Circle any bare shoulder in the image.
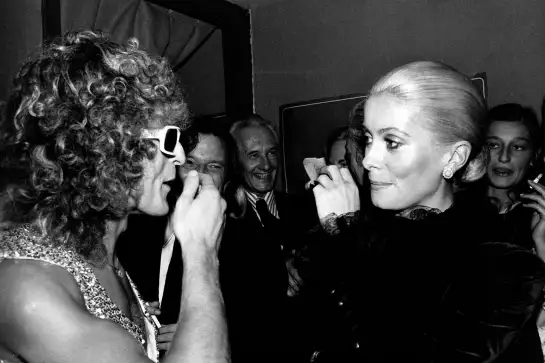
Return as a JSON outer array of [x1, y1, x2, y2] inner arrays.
[[0, 259, 150, 363], [0, 258, 84, 303]]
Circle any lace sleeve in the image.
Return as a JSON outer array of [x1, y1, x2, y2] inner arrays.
[[294, 211, 363, 287], [319, 211, 361, 236]]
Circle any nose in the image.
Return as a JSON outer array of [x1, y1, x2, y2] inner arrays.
[[362, 143, 378, 171], [259, 155, 271, 171], [498, 145, 510, 164], [170, 142, 186, 166]]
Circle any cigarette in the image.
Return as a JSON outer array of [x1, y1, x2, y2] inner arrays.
[[529, 173, 543, 190], [150, 314, 162, 329], [143, 301, 162, 329]]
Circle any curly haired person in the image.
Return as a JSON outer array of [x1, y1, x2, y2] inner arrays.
[[0, 31, 228, 363]]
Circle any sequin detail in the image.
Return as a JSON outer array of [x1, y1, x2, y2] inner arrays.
[[0, 225, 148, 352]]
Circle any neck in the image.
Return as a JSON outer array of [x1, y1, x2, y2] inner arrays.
[[245, 188, 270, 199], [102, 217, 128, 266]]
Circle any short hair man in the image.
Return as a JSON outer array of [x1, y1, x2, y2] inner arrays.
[[221, 114, 317, 361]]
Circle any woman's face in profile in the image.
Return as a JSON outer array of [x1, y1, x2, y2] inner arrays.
[[363, 94, 447, 211], [486, 120, 533, 190]]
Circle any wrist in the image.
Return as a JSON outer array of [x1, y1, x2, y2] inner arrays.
[[182, 245, 219, 270]]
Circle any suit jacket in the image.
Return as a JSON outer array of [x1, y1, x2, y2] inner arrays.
[[219, 190, 318, 362], [117, 190, 318, 359]]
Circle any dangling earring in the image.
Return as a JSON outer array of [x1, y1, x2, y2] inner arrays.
[[442, 166, 454, 179]]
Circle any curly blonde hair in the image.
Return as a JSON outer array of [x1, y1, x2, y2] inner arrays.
[[0, 30, 189, 262]]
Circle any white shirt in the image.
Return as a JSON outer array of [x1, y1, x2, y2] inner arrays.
[[158, 232, 176, 306], [244, 190, 279, 226]]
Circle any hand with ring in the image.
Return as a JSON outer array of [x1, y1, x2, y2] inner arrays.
[[311, 165, 360, 222]]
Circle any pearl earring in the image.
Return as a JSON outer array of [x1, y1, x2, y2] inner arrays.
[[442, 167, 454, 179]]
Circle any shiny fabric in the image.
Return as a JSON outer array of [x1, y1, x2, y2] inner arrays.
[[0, 224, 158, 362], [297, 194, 545, 363]]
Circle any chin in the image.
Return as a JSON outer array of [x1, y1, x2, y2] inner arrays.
[[256, 185, 273, 193], [370, 192, 411, 211], [488, 177, 517, 190], [250, 182, 274, 194], [371, 195, 396, 210]]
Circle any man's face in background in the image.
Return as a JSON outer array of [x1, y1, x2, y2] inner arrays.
[[234, 125, 279, 196], [179, 133, 228, 192]]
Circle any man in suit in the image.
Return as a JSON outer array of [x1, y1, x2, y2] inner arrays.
[[220, 114, 317, 362], [116, 117, 233, 353]]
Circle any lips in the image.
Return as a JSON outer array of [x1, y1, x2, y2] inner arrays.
[[369, 180, 393, 189], [492, 167, 513, 177]]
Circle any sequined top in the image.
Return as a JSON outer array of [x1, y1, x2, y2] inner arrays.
[[0, 225, 158, 362]]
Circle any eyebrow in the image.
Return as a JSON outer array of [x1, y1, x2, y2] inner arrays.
[[208, 160, 226, 165], [187, 156, 225, 163], [245, 145, 277, 153], [377, 127, 410, 137], [486, 135, 531, 142]]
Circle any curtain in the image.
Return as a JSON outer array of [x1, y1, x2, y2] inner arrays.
[[58, 0, 215, 67]]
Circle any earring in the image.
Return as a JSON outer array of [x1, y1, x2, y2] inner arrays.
[[442, 166, 454, 179]]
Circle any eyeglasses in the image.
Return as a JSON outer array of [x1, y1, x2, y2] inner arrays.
[[141, 126, 184, 163]]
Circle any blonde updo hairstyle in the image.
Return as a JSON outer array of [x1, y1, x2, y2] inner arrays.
[[368, 61, 488, 190]]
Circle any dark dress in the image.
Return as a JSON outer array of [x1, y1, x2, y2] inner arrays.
[[487, 202, 536, 251], [296, 193, 545, 363]]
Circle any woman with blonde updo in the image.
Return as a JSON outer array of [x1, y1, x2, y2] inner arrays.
[[298, 61, 545, 362], [0, 31, 228, 363]]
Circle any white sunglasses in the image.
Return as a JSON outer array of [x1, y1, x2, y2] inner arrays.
[[141, 126, 183, 160]]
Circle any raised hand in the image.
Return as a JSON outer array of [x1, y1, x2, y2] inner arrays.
[[521, 179, 545, 260], [312, 165, 360, 221], [170, 170, 227, 258]]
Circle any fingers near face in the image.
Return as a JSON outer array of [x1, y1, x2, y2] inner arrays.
[[339, 167, 356, 184]]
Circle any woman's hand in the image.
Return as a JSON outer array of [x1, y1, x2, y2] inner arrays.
[[170, 170, 227, 258], [312, 165, 360, 221], [157, 324, 178, 352], [521, 179, 545, 260]]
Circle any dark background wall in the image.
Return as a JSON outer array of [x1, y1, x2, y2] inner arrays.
[[176, 30, 225, 117], [0, 0, 42, 101], [0, 0, 225, 118], [2, 0, 544, 120], [251, 0, 545, 125]]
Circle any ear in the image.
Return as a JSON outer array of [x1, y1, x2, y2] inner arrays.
[[442, 141, 472, 174]]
